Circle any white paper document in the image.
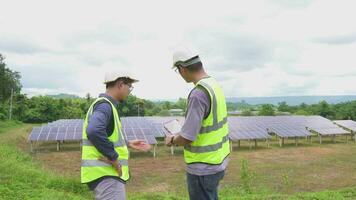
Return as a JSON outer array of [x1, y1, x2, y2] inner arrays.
[[163, 119, 182, 135]]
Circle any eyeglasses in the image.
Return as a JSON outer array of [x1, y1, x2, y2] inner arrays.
[[174, 67, 181, 74], [126, 84, 134, 92]]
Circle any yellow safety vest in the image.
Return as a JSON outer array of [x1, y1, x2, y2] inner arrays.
[[81, 97, 130, 183], [184, 77, 230, 164]]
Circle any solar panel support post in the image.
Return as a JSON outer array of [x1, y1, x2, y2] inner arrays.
[[30, 141, 33, 153], [346, 135, 348, 144], [57, 141, 60, 151], [295, 137, 298, 146], [153, 144, 157, 157], [319, 134, 322, 144], [238, 140, 240, 148], [279, 137, 284, 147], [249, 139, 252, 149], [254, 139, 257, 148], [230, 140, 233, 152], [266, 139, 270, 148], [332, 135, 336, 143], [170, 146, 174, 155]]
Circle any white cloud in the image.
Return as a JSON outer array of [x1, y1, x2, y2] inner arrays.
[[1, 0, 356, 100]]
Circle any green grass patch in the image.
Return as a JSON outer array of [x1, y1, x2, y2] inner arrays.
[[0, 123, 91, 200], [3, 123, 356, 199], [0, 120, 23, 134]]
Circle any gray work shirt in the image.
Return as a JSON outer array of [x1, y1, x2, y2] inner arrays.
[[180, 85, 229, 176]]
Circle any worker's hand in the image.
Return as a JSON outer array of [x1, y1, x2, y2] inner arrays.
[[165, 135, 174, 147], [99, 157, 122, 177], [128, 140, 151, 152]]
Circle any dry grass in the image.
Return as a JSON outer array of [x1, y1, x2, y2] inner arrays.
[[19, 129, 356, 196]]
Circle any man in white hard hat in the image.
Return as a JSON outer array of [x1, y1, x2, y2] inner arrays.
[[81, 71, 151, 200], [166, 47, 230, 200]]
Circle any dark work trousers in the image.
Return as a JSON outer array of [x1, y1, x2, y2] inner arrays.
[[186, 170, 225, 200]]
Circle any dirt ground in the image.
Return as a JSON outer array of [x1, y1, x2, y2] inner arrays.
[[20, 135, 356, 195]]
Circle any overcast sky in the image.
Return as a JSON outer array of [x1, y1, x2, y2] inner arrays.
[[1, 0, 356, 100]]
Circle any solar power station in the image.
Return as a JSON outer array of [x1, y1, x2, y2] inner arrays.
[[228, 116, 351, 147], [28, 116, 354, 153], [29, 117, 163, 155]]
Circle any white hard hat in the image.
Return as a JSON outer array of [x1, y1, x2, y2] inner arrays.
[[172, 47, 201, 68], [103, 71, 139, 84]]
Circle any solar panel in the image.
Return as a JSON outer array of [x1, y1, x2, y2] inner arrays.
[[28, 127, 42, 141], [37, 126, 50, 141], [47, 127, 59, 140], [57, 126, 67, 141], [122, 127, 157, 145], [228, 117, 271, 141], [334, 120, 356, 132], [268, 124, 311, 138], [310, 127, 350, 135]]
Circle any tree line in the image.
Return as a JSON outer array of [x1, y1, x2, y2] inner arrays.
[[1, 53, 355, 123]]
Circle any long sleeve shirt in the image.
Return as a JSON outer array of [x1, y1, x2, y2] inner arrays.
[[86, 93, 126, 189]]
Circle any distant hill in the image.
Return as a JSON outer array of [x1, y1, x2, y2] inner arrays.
[[227, 95, 356, 106], [47, 93, 80, 99]]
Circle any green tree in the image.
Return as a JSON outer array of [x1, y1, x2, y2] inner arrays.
[[0, 54, 22, 103], [294, 110, 310, 115], [315, 100, 335, 119], [241, 109, 253, 116], [258, 104, 275, 116], [278, 101, 290, 112], [174, 98, 187, 111]]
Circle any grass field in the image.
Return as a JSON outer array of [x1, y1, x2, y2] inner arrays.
[[2, 122, 356, 199]]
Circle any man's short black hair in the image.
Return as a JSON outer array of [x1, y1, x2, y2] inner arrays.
[[185, 61, 203, 72], [106, 77, 133, 89]]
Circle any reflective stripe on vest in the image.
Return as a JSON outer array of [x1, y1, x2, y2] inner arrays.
[[82, 138, 126, 147], [82, 159, 129, 167], [184, 134, 229, 153]]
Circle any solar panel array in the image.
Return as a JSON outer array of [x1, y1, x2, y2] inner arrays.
[[303, 116, 350, 135], [228, 116, 351, 141], [228, 117, 271, 140], [28, 117, 160, 145], [29, 124, 83, 142], [29, 116, 352, 146], [334, 120, 356, 132], [120, 117, 158, 144]]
